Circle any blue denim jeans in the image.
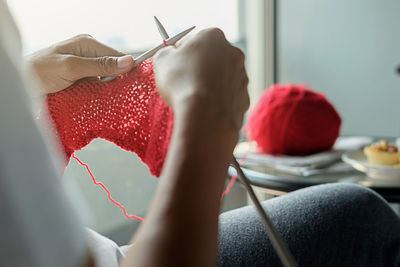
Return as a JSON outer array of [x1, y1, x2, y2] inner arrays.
[[218, 183, 400, 267]]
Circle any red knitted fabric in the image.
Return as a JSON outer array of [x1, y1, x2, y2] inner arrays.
[[42, 61, 173, 177], [245, 84, 341, 155]]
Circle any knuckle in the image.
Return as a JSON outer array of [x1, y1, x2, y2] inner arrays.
[[244, 74, 249, 86], [201, 27, 225, 39], [73, 34, 94, 45], [231, 47, 245, 64], [209, 27, 225, 37], [238, 49, 245, 62], [97, 56, 116, 74], [75, 33, 93, 40], [52, 44, 63, 53], [62, 55, 77, 73]]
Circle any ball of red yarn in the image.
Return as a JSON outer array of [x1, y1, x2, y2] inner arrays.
[[245, 84, 341, 155]]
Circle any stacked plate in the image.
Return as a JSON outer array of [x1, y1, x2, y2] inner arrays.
[[234, 136, 374, 177]]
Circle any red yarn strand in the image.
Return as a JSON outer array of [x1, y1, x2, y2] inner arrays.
[[221, 155, 247, 200], [72, 154, 144, 222], [221, 174, 237, 200]]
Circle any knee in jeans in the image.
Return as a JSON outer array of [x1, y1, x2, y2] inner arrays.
[[315, 183, 392, 218], [330, 183, 383, 202]]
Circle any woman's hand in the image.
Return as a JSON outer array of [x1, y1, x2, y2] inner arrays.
[[153, 28, 249, 132], [26, 34, 134, 95]]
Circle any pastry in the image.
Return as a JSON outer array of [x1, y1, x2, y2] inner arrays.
[[364, 140, 399, 166]]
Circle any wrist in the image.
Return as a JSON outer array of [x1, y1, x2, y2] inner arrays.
[[174, 99, 239, 150], [174, 93, 240, 133], [158, 99, 239, 203]]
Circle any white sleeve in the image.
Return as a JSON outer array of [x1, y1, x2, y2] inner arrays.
[[86, 229, 129, 267], [0, 42, 87, 266]]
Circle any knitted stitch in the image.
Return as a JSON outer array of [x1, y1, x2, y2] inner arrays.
[[42, 61, 173, 177]]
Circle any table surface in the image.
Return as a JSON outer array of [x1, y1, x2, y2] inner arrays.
[[232, 137, 400, 202]]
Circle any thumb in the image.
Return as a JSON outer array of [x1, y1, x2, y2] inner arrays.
[[68, 55, 134, 79]]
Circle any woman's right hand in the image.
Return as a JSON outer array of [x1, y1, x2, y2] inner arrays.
[[153, 28, 249, 132], [124, 29, 250, 267]]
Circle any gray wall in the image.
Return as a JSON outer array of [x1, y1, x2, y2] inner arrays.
[[277, 0, 400, 137]]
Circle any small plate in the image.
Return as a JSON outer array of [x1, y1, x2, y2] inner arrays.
[[342, 151, 400, 182]]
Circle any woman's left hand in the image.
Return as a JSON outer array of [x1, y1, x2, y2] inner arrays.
[[26, 34, 134, 95]]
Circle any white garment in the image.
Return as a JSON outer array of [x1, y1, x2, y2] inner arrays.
[[0, 1, 124, 266]]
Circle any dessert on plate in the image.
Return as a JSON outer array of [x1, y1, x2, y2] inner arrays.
[[364, 140, 400, 167]]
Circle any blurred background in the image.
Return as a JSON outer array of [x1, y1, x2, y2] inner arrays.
[[7, 0, 400, 244]]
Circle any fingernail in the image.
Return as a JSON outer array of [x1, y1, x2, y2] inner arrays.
[[117, 55, 133, 69]]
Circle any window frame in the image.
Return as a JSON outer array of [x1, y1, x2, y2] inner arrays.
[[242, 0, 276, 105]]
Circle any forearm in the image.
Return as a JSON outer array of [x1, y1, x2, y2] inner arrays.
[[122, 103, 238, 267]]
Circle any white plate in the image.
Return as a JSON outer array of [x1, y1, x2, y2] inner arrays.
[[342, 151, 400, 182]]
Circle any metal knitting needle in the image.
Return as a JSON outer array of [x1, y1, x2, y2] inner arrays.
[[134, 26, 194, 66], [154, 16, 170, 39], [100, 25, 195, 82], [231, 156, 298, 267], [155, 18, 297, 267]]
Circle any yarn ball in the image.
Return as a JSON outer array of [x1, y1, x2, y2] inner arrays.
[[245, 84, 341, 155]]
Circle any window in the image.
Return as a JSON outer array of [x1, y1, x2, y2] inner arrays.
[[8, 0, 239, 53]]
